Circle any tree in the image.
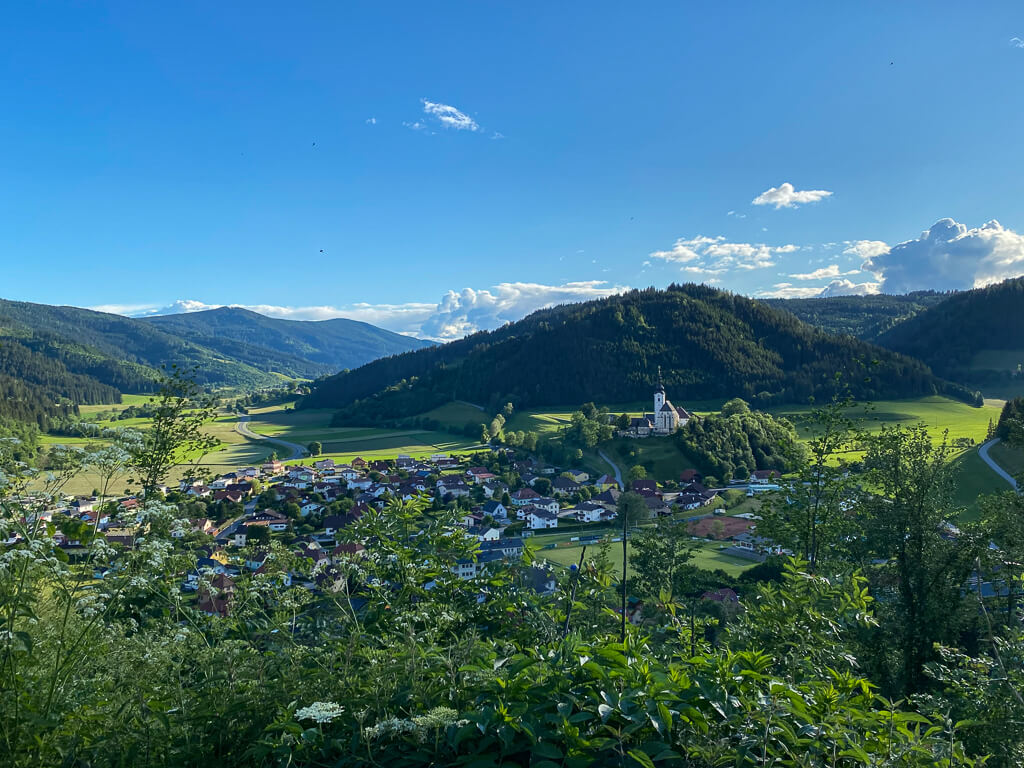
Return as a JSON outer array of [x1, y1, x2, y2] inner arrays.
[[631, 516, 697, 600], [127, 367, 218, 494], [628, 465, 647, 485], [861, 425, 982, 694], [616, 412, 631, 430], [758, 396, 861, 571], [307, 441, 322, 456], [618, 491, 649, 528], [721, 397, 751, 417], [533, 477, 552, 496], [245, 524, 271, 544]]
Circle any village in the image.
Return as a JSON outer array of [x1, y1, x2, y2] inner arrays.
[[9, 378, 796, 617]]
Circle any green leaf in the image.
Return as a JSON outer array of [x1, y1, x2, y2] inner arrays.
[[532, 741, 563, 760], [598, 703, 614, 722], [627, 749, 657, 768]]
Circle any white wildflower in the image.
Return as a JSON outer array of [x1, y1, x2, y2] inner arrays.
[[295, 701, 345, 724]]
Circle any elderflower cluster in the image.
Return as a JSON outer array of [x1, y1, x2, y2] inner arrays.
[[365, 707, 465, 743], [295, 701, 345, 724]]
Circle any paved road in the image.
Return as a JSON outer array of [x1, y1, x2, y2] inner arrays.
[[979, 438, 1020, 492], [235, 415, 306, 461], [597, 448, 624, 489]]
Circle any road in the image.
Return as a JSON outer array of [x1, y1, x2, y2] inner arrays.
[[597, 448, 624, 489], [979, 438, 1020, 492], [235, 415, 306, 461]]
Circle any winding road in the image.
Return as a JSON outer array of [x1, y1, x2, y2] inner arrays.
[[979, 438, 1020, 492], [235, 415, 306, 461], [597, 448, 625, 489]]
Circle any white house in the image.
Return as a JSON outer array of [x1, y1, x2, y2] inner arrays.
[[532, 497, 560, 515], [526, 509, 559, 530], [572, 502, 605, 523]]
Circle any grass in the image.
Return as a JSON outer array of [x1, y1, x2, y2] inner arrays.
[[989, 441, 1024, 479], [538, 538, 754, 578]]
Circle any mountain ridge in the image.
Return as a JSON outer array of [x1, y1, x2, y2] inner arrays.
[[302, 283, 975, 423]]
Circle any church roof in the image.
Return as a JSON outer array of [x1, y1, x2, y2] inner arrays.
[[659, 400, 676, 412]]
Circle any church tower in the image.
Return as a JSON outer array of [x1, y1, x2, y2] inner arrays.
[[653, 366, 666, 413]]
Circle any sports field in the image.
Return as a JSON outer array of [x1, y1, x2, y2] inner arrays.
[[537, 537, 755, 579], [242, 406, 483, 462]]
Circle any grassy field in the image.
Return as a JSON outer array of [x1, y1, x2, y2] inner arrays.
[[242, 406, 483, 460], [537, 537, 755, 579], [989, 441, 1024, 479]]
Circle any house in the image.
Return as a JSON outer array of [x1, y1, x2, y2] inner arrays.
[[480, 537, 524, 558], [481, 480, 507, 499], [300, 501, 323, 517], [679, 469, 704, 485], [481, 500, 508, 520], [313, 458, 336, 470], [338, 467, 361, 481], [532, 497, 560, 515], [631, 478, 658, 494], [593, 474, 616, 490], [525, 509, 559, 530], [262, 459, 284, 476], [750, 469, 782, 484], [198, 573, 236, 617], [702, 587, 739, 604], [248, 509, 289, 532], [511, 488, 540, 507], [675, 492, 705, 511], [572, 502, 606, 523], [438, 478, 471, 498], [552, 476, 581, 495], [593, 488, 621, 506], [468, 525, 501, 542], [566, 469, 589, 483], [322, 510, 363, 537], [351, 457, 367, 469]]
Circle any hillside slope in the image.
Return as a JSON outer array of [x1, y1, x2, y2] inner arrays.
[[767, 292, 949, 339], [303, 284, 971, 422], [144, 307, 430, 377], [873, 277, 1024, 394]]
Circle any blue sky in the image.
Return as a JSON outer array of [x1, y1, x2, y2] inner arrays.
[[2, 1, 1024, 338]]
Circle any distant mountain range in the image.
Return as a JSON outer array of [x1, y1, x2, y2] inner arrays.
[[0, 299, 429, 427], [5, 278, 1024, 432], [302, 283, 975, 424]]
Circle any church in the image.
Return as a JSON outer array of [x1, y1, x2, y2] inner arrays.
[[620, 368, 692, 437]]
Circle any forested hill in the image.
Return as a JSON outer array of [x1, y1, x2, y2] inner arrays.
[[766, 292, 949, 339], [144, 307, 430, 377], [873, 277, 1024, 388], [303, 284, 971, 421], [0, 300, 433, 428]]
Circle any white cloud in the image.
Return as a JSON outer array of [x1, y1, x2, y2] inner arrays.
[[861, 218, 1024, 293], [789, 264, 859, 281], [843, 240, 889, 262], [757, 283, 824, 299], [365, 117, 377, 125], [817, 278, 881, 297], [752, 182, 833, 209], [418, 281, 626, 340], [421, 99, 480, 131], [88, 302, 167, 316], [650, 235, 796, 273], [757, 278, 880, 299], [1011, 37, 1024, 48], [98, 281, 627, 342]]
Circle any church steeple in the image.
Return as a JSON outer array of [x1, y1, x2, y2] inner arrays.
[[653, 366, 665, 414]]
